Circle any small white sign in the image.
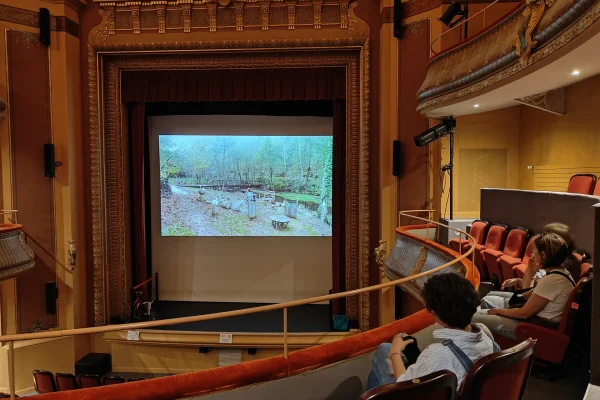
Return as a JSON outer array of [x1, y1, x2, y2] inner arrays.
[[127, 330, 140, 341], [219, 333, 233, 344]]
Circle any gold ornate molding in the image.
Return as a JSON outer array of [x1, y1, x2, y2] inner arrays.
[[514, 87, 565, 115], [513, 0, 554, 64], [94, 0, 351, 34], [87, 3, 371, 329]]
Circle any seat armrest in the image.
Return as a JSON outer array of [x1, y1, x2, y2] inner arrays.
[[484, 249, 503, 258], [515, 323, 570, 364], [498, 254, 521, 267]]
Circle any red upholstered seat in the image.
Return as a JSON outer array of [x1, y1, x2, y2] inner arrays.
[[56, 373, 78, 391], [581, 261, 593, 278], [33, 370, 57, 393], [494, 275, 593, 365], [474, 224, 507, 280], [358, 370, 457, 400], [459, 339, 536, 400], [449, 220, 489, 254], [594, 181, 600, 196], [567, 174, 596, 194], [483, 227, 529, 285], [78, 374, 101, 389], [497, 237, 535, 281], [103, 376, 126, 385]]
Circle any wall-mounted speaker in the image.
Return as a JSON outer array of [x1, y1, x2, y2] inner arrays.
[[39, 8, 51, 47], [392, 140, 401, 176], [44, 143, 55, 178], [393, 0, 404, 39], [45, 281, 57, 315]]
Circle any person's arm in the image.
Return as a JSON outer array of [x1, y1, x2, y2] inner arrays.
[[389, 335, 414, 379], [522, 257, 540, 289], [487, 293, 549, 319]]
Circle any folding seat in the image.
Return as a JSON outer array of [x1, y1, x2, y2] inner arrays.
[[358, 370, 457, 400], [33, 370, 57, 393], [78, 374, 101, 388], [498, 236, 535, 281], [594, 181, 600, 196], [483, 227, 529, 285], [493, 275, 593, 366], [581, 261, 593, 278], [55, 373, 78, 391], [449, 220, 489, 254], [567, 174, 596, 194], [473, 224, 507, 280], [103, 375, 126, 385]]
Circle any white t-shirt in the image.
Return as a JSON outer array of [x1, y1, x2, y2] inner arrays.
[[533, 269, 575, 322]]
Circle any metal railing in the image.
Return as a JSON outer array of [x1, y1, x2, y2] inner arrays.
[[0, 210, 475, 399]]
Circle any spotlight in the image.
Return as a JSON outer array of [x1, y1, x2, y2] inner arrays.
[[571, 69, 580, 76], [474, 104, 480, 108], [439, 2, 466, 27], [414, 123, 449, 147]]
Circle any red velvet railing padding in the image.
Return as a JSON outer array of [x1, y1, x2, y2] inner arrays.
[[35, 311, 434, 400], [121, 68, 346, 103]]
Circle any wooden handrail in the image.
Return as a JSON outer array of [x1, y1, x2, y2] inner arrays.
[[1, 210, 474, 399]]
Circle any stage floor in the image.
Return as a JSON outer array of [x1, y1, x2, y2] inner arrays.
[[152, 301, 332, 333]]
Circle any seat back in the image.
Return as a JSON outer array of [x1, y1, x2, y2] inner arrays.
[[127, 377, 147, 382], [358, 370, 457, 400], [78, 374, 101, 388], [469, 220, 489, 246], [594, 181, 600, 196], [459, 339, 536, 400], [557, 275, 593, 335], [33, 370, 57, 393], [55, 373, 78, 391], [567, 174, 596, 194], [502, 227, 529, 258], [103, 375, 126, 385], [483, 224, 507, 251], [581, 261, 593, 278]]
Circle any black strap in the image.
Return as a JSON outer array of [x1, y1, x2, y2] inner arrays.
[[547, 271, 576, 287], [442, 339, 473, 372]]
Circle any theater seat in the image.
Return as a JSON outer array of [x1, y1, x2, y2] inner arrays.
[[483, 227, 529, 286], [459, 339, 536, 400], [449, 220, 489, 254], [498, 237, 536, 281], [358, 370, 457, 400], [594, 181, 600, 196], [78, 374, 101, 388], [494, 275, 593, 365], [567, 174, 596, 194], [474, 224, 507, 280], [55, 373, 78, 391], [33, 370, 57, 393], [581, 261, 593, 278], [103, 376, 126, 385]]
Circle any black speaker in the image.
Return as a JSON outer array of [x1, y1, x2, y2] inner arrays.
[[45, 281, 57, 315], [44, 143, 55, 178], [393, 0, 404, 39], [39, 8, 51, 47], [392, 140, 401, 176]]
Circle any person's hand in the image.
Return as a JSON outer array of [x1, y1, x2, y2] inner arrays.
[[390, 335, 414, 354], [501, 278, 523, 290], [487, 309, 500, 316], [528, 256, 541, 273]]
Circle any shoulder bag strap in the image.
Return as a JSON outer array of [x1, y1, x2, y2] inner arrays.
[[546, 271, 576, 287], [442, 339, 473, 372]]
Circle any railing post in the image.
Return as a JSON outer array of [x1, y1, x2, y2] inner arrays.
[[283, 307, 288, 358], [9, 341, 15, 400]]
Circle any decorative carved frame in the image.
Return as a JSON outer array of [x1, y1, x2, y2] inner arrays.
[[88, 1, 371, 330]]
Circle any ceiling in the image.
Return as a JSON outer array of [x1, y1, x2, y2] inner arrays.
[[423, 29, 600, 118]]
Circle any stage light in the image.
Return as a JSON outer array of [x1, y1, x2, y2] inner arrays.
[[414, 124, 448, 147], [571, 69, 580, 76], [473, 104, 480, 108], [439, 2, 466, 27]]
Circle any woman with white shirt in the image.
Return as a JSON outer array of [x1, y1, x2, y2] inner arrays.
[[473, 232, 575, 340]]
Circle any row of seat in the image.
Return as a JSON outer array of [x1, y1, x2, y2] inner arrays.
[[33, 370, 147, 394], [568, 173, 600, 195], [359, 338, 537, 400]]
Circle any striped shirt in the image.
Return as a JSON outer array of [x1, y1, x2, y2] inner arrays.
[[397, 323, 496, 387]]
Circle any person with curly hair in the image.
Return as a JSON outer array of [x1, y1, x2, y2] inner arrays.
[[366, 273, 498, 390]]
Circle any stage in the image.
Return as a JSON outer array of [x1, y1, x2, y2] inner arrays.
[[151, 301, 332, 333]]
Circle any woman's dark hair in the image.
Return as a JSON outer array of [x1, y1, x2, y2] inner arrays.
[[421, 273, 480, 329], [534, 232, 569, 268]]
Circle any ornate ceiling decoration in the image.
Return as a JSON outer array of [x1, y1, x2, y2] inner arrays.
[[93, 0, 350, 33], [417, 0, 600, 114]]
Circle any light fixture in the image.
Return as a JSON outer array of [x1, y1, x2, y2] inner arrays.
[[571, 69, 580, 76], [474, 104, 480, 108]]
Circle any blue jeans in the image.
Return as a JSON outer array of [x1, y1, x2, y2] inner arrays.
[[367, 343, 398, 390]]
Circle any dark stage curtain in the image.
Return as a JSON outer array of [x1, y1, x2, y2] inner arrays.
[[122, 68, 346, 103], [332, 99, 346, 315], [130, 102, 148, 290]]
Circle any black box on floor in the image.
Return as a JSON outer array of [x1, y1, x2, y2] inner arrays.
[[75, 353, 111, 376]]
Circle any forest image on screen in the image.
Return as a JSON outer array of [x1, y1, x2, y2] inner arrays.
[[160, 135, 333, 237]]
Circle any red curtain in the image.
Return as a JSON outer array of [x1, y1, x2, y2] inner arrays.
[[331, 99, 346, 315], [121, 68, 346, 103], [130, 102, 148, 289]]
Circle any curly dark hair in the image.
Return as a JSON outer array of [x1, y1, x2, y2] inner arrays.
[[421, 273, 480, 329]]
